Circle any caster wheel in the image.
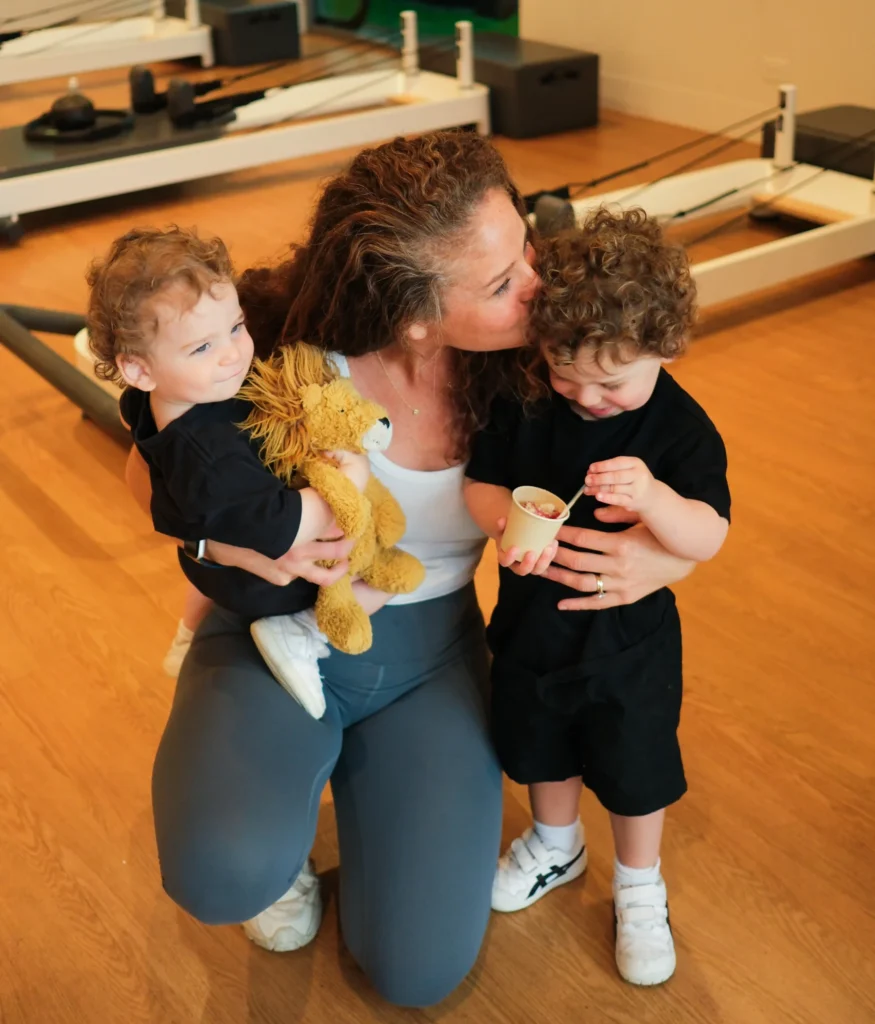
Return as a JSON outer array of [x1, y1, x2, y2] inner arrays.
[[0, 216, 23, 244]]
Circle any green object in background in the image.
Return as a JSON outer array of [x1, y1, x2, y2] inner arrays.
[[315, 1, 519, 37]]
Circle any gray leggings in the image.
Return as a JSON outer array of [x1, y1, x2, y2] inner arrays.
[[151, 583, 503, 1008]]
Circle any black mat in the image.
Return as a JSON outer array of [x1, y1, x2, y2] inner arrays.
[[0, 112, 226, 181]]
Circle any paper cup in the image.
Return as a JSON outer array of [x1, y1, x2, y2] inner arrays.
[[500, 486, 569, 558]]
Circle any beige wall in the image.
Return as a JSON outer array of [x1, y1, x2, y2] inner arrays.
[[520, 0, 873, 132]]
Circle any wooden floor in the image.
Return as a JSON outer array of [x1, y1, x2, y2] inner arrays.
[[1, 50, 874, 1024]]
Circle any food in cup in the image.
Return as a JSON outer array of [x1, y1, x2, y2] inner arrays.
[[520, 500, 563, 520]]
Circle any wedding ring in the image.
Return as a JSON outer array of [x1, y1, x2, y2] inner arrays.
[[595, 574, 606, 599]]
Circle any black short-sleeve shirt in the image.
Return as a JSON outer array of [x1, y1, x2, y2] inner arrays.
[[120, 388, 302, 559], [466, 369, 730, 675]]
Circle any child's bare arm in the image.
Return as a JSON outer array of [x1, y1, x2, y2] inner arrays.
[[585, 457, 728, 562], [463, 479, 513, 539]]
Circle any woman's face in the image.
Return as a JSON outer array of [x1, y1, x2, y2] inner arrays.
[[434, 189, 539, 352]]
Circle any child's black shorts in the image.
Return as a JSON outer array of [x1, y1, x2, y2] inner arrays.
[[490, 612, 687, 817]]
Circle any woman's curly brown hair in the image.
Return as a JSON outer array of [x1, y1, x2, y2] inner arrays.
[[531, 207, 697, 369], [85, 226, 234, 386], [237, 130, 530, 458]]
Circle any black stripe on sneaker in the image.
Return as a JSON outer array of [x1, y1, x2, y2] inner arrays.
[[526, 845, 585, 900]]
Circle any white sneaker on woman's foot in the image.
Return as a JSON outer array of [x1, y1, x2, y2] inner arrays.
[[491, 826, 587, 913], [614, 877, 676, 985], [243, 859, 322, 952], [250, 610, 330, 719]]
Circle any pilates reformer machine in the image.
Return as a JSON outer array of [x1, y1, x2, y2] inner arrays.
[[0, 0, 215, 85], [530, 87, 875, 309], [0, 11, 488, 243]]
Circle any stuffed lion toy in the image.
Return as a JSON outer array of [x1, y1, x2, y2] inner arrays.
[[239, 343, 425, 655]]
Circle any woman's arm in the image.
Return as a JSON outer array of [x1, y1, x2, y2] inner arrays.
[[541, 521, 696, 611], [584, 456, 728, 562], [205, 535, 353, 587]]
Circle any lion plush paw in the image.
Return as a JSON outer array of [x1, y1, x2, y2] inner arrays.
[[366, 477, 407, 548], [315, 577, 373, 655], [362, 546, 426, 595]]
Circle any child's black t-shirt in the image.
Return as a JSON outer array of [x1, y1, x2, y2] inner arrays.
[[120, 387, 302, 558], [466, 368, 730, 677]]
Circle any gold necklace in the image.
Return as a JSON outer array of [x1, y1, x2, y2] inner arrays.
[[376, 350, 422, 416]]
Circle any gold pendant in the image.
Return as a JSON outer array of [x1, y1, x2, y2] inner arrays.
[[413, 408, 420, 415]]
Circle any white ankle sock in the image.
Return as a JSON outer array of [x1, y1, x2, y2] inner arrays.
[[296, 607, 328, 644], [173, 620, 195, 644], [534, 818, 582, 854], [614, 856, 661, 889]]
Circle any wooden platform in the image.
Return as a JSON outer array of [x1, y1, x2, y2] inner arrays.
[[1, 51, 874, 1024], [751, 192, 856, 224]]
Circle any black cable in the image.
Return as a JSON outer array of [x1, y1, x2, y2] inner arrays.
[[2, 0, 388, 78], [172, 28, 408, 125], [683, 124, 875, 250], [1, 0, 82, 27], [227, 28, 401, 97], [565, 105, 781, 198], [216, 58, 298, 87], [263, 36, 457, 130], [197, 26, 402, 98], [152, 43, 348, 104], [0, 0, 147, 30], [0, 0, 143, 28], [3, 0, 152, 55], [620, 123, 769, 210]]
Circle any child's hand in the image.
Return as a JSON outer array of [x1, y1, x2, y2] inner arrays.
[[495, 517, 558, 577], [585, 457, 655, 511], [331, 450, 370, 492]]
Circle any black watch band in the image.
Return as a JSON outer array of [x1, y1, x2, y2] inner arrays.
[[183, 538, 207, 563]]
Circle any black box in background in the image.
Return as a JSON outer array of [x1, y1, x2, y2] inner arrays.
[[419, 32, 599, 139], [761, 105, 875, 180], [167, 0, 300, 66]]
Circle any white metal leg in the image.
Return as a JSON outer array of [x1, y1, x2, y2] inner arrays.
[[772, 84, 797, 170], [401, 10, 419, 86], [184, 0, 201, 28], [456, 20, 474, 89], [295, 0, 313, 37]]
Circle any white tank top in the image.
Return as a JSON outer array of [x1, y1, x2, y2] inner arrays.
[[330, 353, 486, 605]]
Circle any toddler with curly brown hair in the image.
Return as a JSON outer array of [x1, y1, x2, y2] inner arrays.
[[87, 225, 370, 718], [464, 207, 731, 986]]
